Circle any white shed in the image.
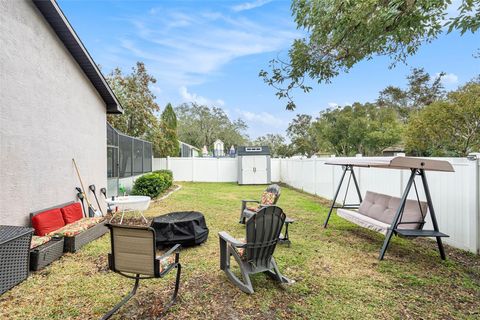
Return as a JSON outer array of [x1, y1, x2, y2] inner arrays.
[[237, 146, 271, 185]]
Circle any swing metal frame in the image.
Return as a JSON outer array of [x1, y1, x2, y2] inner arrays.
[[323, 157, 454, 260]]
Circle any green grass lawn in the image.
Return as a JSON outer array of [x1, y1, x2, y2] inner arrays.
[[1, 182, 479, 319]]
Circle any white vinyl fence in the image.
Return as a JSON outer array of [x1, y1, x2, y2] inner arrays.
[[154, 155, 480, 254], [153, 157, 281, 182], [154, 157, 238, 182]]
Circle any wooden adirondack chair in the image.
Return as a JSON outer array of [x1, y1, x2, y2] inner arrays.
[[239, 184, 281, 224], [220, 206, 293, 294]]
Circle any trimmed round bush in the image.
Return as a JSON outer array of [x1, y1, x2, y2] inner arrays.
[[131, 171, 173, 198], [154, 169, 173, 181]]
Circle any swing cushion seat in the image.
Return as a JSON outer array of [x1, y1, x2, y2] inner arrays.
[[337, 208, 391, 235], [338, 191, 428, 234]]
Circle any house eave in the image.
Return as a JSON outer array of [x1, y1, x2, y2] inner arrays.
[[32, 0, 123, 114]]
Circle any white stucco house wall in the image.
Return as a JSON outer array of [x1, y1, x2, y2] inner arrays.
[[0, 0, 123, 226]]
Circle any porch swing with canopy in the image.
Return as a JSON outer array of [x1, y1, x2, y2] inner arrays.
[[322, 156, 454, 260]]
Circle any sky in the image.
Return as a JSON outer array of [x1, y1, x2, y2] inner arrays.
[[58, 0, 480, 140]]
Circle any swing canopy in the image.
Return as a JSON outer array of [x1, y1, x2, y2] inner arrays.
[[324, 156, 454, 172]]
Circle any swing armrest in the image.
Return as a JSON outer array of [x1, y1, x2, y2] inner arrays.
[[396, 221, 423, 225], [218, 232, 246, 248]]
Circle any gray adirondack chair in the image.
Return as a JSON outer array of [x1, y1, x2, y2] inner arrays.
[[220, 205, 293, 294], [239, 184, 281, 224]]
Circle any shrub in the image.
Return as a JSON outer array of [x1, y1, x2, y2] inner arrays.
[[131, 171, 173, 198], [154, 169, 173, 180]]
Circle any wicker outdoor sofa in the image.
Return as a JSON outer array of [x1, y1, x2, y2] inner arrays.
[[29, 201, 108, 270], [30, 236, 64, 271]]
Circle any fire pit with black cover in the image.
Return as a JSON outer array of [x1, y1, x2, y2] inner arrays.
[[151, 211, 209, 248]]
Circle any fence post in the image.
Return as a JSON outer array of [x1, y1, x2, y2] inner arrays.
[[285, 158, 288, 184], [191, 157, 195, 182], [330, 154, 336, 199], [279, 158, 282, 182], [468, 153, 480, 254], [166, 156, 170, 170]]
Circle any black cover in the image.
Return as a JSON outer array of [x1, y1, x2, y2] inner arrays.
[[151, 211, 209, 247]]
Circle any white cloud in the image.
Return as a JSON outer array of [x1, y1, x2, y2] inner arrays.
[[179, 86, 225, 106], [445, 0, 463, 19], [115, 8, 298, 87], [232, 0, 272, 12], [327, 102, 338, 108], [438, 72, 459, 86], [150, 84, 162, 96], [235, 109, 287, 128]]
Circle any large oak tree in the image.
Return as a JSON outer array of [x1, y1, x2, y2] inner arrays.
[[260, 0, 480, 110], [404, 79, 480, 156], [176, 103, 249, 152]]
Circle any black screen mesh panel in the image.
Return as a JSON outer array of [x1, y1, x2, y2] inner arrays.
[[107, 147, 117, 178], [107, 125, 113, 146], [119, 134, 132, 178], [133, 139, 144, 175], [144, 142, 152, 172], [107, 123, 118, 147], [107, 123, 153, 178]]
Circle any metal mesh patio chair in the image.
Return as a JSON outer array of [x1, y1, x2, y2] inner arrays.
[[102, 224, 181, 320]]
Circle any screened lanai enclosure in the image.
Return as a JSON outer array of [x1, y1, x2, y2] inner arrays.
[[107, 123, 152, 196]]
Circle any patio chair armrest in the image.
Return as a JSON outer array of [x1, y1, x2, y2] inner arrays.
[[242, 199, 260, 204], [157, 244, 181, 276], [241, 199, 260, 216], [157, 244, 181, 262], [218, 231, 245, 247], [241, 200, 259, 212]]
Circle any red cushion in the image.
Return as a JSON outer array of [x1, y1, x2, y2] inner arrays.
[[61, 203, 84, 224], [31, 208, 65, 236]]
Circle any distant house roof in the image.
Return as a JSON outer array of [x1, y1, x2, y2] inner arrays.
[[179, 141, 200, 151], [382, 145, 405, 152], [32, 0, 123, 114]]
